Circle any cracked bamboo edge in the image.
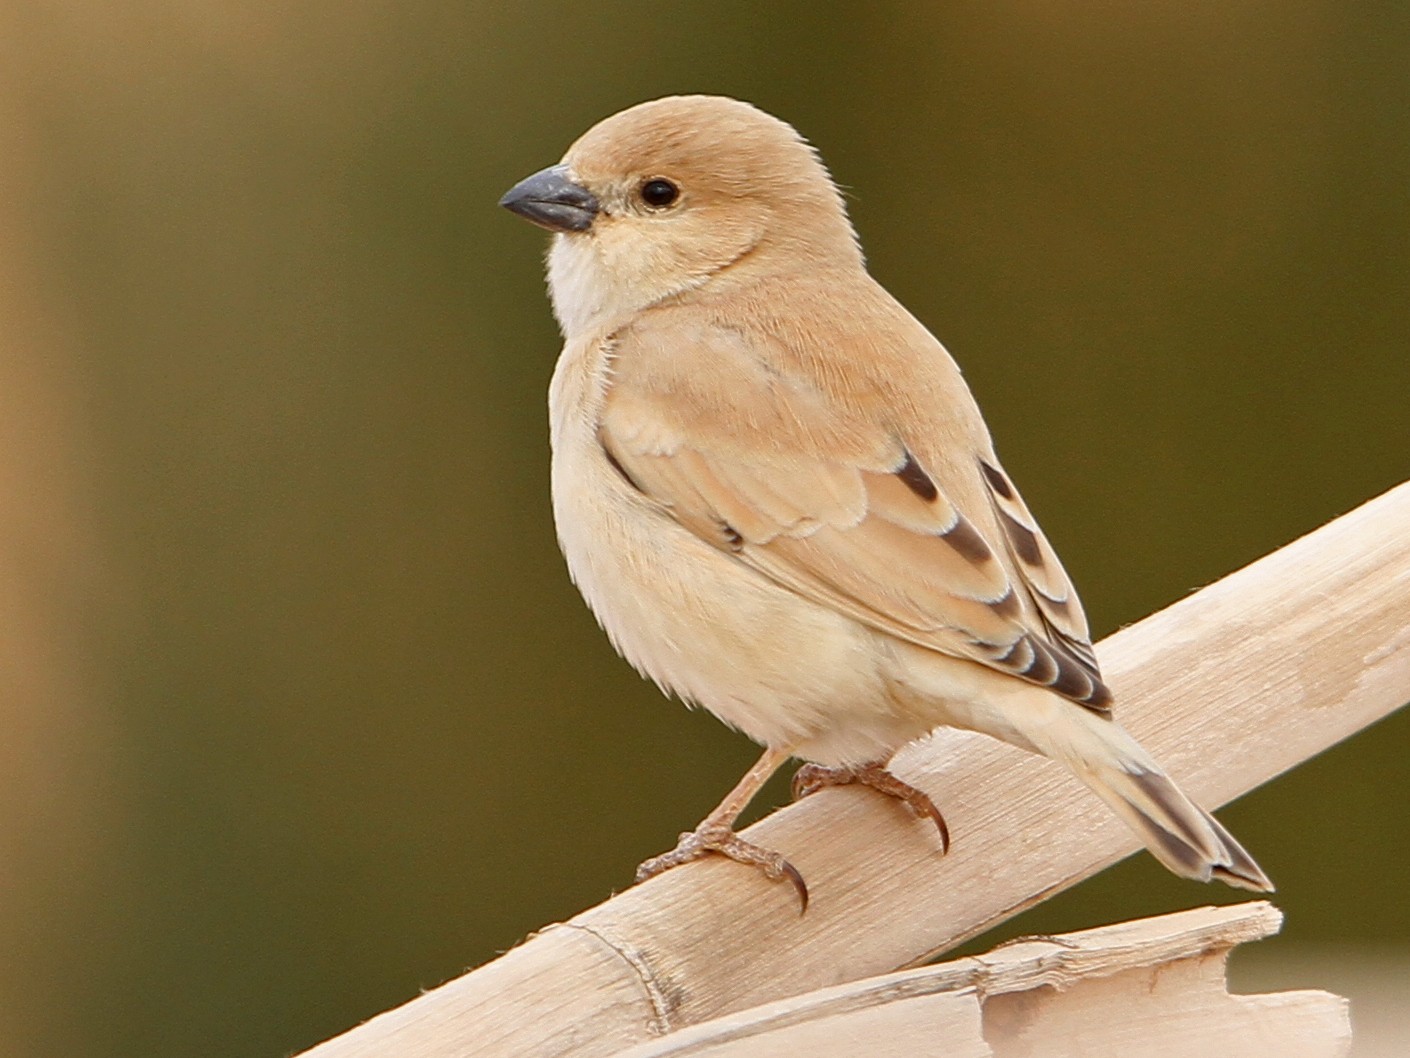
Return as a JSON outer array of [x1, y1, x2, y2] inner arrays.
[[610, 902, 1300, 1058]]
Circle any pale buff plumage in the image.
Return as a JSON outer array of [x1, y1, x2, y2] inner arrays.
[[501, 94, 1271, 899]]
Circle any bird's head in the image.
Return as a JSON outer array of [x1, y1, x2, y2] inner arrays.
[[500, 95, 861, 336]]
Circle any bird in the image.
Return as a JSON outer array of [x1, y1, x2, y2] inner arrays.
[[499, 94, 1272, 908]]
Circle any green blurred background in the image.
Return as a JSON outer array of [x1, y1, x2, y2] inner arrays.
[[1, 2, 1406, 1055]]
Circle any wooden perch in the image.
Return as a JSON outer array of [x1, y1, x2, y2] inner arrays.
[[301, 481, 1410, 1058], [610, 903, 1349, 1058]]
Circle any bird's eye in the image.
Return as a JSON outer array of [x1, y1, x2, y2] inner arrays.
[[639, 178, 680, 209]]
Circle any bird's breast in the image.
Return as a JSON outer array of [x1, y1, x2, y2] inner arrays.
[[545, 334, 915, 762]]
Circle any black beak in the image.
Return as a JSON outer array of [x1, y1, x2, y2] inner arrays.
[[499, 164, 600, 233]]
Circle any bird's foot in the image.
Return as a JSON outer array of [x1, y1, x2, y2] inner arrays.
[[635, 822, 809, 911], [792, 761, 950, 853]]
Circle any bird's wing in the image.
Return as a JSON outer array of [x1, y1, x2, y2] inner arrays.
[[598, 315, 1111, 710]]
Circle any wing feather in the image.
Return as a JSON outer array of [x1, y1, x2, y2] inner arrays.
[[598, 316, 1111, 709]]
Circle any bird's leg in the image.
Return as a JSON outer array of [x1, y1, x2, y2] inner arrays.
[[792, 760, 950, 853], [635, 746, 809, 909]]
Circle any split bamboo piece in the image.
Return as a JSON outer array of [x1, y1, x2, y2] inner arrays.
[[612, 902, 1349, 1058]]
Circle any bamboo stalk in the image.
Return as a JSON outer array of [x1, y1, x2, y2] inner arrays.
[[300, 481, 1410, 1058]]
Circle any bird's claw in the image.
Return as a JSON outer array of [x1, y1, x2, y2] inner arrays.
[[635, 822, 809, 912], [792, 762, 951, 853]]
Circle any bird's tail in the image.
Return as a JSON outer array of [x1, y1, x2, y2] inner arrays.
[[1023, 704, 1274, 892]]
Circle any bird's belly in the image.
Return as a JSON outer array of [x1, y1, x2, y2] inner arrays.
[[550, 445, 928, 764]]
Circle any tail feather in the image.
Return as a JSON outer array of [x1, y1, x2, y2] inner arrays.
[[1200, 806, 1273, 892], [1021, 703, 1274, 892], [1094, 765, 1274, 892]]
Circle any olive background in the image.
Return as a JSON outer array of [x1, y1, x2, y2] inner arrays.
[[0, 3, 1406, 1056]]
